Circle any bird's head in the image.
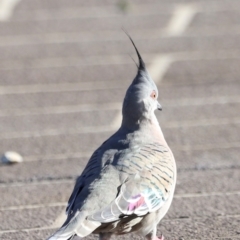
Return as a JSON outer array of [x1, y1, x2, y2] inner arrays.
[[122, 34, 162, 127]]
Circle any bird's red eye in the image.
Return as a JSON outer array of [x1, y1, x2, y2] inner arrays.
[[150, 91, 156, 99]]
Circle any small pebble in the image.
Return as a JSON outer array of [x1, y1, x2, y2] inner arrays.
[[1, 151, 23, 164]]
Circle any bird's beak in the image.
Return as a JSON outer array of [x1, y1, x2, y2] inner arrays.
[[157, 102, 162, 111]]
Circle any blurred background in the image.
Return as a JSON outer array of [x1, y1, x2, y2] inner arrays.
[[0, 0, 240, 239]]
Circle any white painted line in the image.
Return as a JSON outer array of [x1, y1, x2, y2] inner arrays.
[[0, 226, 58, 234], [202, 235, 240, 240], [165, 95, 240, 107], [111, 55, 173, 127], [165, 4, 197, 36], [164, 117, 240, 129], [0, 55, 133, 71], [162, 214, 240, 223], [0, 179, 74, 188], [0, 102, 121, 117], [24, 151, 92, 162], [0, 202, 66, 211], [147, 55, 173, 83], [0, 124, 118, 139], [9, 7, 174, 22], [0, 0, 21, 21], [172, 49, 240, 61], [0, 29, 172, 47], [0, 30, 168, 47], [1, 49, 240, 71], [174, 141, 240, 152], [174, 191, 240, 199], [0, 81, 125, 95], [50, 210, 67, 228], [184, 25, 240, 38]]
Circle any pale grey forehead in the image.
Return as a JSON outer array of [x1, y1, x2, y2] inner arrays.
[[134, 70, 158, 92], [126, 78, 158, 102]]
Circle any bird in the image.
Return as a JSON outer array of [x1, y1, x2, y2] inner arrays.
[[47, 33, 177, 240]]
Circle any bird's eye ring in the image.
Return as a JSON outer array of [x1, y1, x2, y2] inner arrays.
[[150, 91, 156, 99]]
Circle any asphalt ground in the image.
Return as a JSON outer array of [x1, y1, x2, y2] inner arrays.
[[0, 0, 240, 239]]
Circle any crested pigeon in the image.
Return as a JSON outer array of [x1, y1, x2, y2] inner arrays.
[[48, 34, 177, 240]]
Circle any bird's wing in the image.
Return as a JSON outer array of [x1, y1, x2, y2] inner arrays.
[[88, 143, 176, 223], [48, 144, 119, 240], [66, 147, 105, 215]]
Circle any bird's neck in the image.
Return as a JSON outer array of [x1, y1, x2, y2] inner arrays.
[[122, 110, 157, 127], [121, 113, 167, 146]]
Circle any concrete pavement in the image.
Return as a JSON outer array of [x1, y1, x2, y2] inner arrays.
[[0, 0, 240, 239]]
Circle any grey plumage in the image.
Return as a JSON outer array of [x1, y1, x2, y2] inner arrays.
[[48, 34, 176, 240]]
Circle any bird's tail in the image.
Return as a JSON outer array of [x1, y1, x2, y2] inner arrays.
[[47, 211, 101, 240]]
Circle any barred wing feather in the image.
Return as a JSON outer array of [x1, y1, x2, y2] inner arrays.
[[88, 143, 175, 223]]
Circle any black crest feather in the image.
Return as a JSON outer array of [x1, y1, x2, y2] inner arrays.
[[122, 28, 146, 70]]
